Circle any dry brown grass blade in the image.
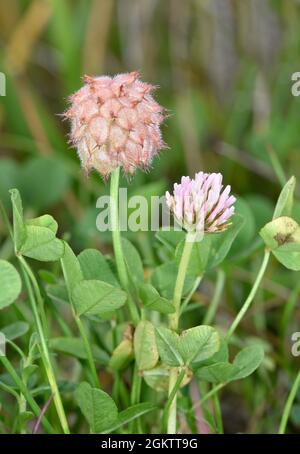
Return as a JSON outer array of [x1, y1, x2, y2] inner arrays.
[[5, 0, 52, 75], [13, 78, 52, 156], [83, 0, 114, 75], [0, 0, 20, 39]]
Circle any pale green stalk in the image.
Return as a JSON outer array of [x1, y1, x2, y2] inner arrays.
[[18, 256, 70, 434], [110, 167, 139, 325], [203, 268, 225, 325], [226, 250, 270, 339], [167, 234, 195, 434], [110, 167, 141, 430], [75, 315, 99, 388], [279, 370, 300, 434]]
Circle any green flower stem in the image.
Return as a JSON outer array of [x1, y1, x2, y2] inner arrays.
[[170, 235, 195, 331], [226, 250, 270, 339], [167, 233, 195, 434], [60, 257, 100, 388], [18, 255, 48, 337], [0, 356, 54, 434], [212, 391, 224, 434], [130, 362, 143, 433], [191, 383, 225, 409], [18, 256, 70, 434], [75, 315, 99, 388], [205, 251, 270, 426], [267, 145, 286, 187], [110, 167, 141, 431], [163, 369, 185, 433], [203, 268, 225, 325], [110, 167, 140, 325], [180, 275, 202, 316], [279, 370, 300, 434]]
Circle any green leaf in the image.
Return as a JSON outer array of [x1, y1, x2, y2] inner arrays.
[[75, 382, 118, 433], [246, 194, 274, 231], [101, 403, 156, 434], [229, 198, 256, 255], [9, 188, 26, 251], [231, 345, 264, 380], [179, 325, 220, 365], [196, 362, 240, 384], [109, 339, 133, 371], [0, 260, 22, 309], [273, 176, 296, 219], [151, 261, 195, 299], [22, 365, 39, 383], [155, 327, 183, 367], [18, 411, 35, 426], [156, 325, 220, 367], [143, 365, 192, 392], [175, 236, 212, 275], [122, 238, 144, 286], [9, 189, 64, 262], [192, 339, 229, 370], [60, 242, 83, 295], [71, 280, 127, 317], [20, 225, 65, 261], [46, 283, 69, 305], [78, 249, 119, 287], [196, 345, 264, 383], [49, 337, 109, 365], [139, 283, 174, 314], [260, 216, 300, 249], [26, 215, 58, 234], [155, 229, 185, 252], [260, 216, 300, 270], [134, 321, 159, 371], [0, 160, 19, 209], [143, 365, 170, 392], [1, 322, 29, 340], [206, 214, 244, 270]]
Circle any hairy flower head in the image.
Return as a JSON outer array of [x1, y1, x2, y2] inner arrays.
[[166, 172, 236, 234], [64, 72, 166, 177]]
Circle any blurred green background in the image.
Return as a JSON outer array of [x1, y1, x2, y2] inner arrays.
[[1, 0, 300, 433]]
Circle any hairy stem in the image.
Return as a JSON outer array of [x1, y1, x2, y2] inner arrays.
[[167, 234, 195, 434], [110, 167, 139, 325], [169, 235, 195, 331]]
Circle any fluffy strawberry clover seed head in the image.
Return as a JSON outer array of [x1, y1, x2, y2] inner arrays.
[[64, 71, 166, 178]]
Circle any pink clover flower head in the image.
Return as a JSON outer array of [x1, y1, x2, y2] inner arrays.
[[166, 172, 236, 234], [64, 71, 166, 178]]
